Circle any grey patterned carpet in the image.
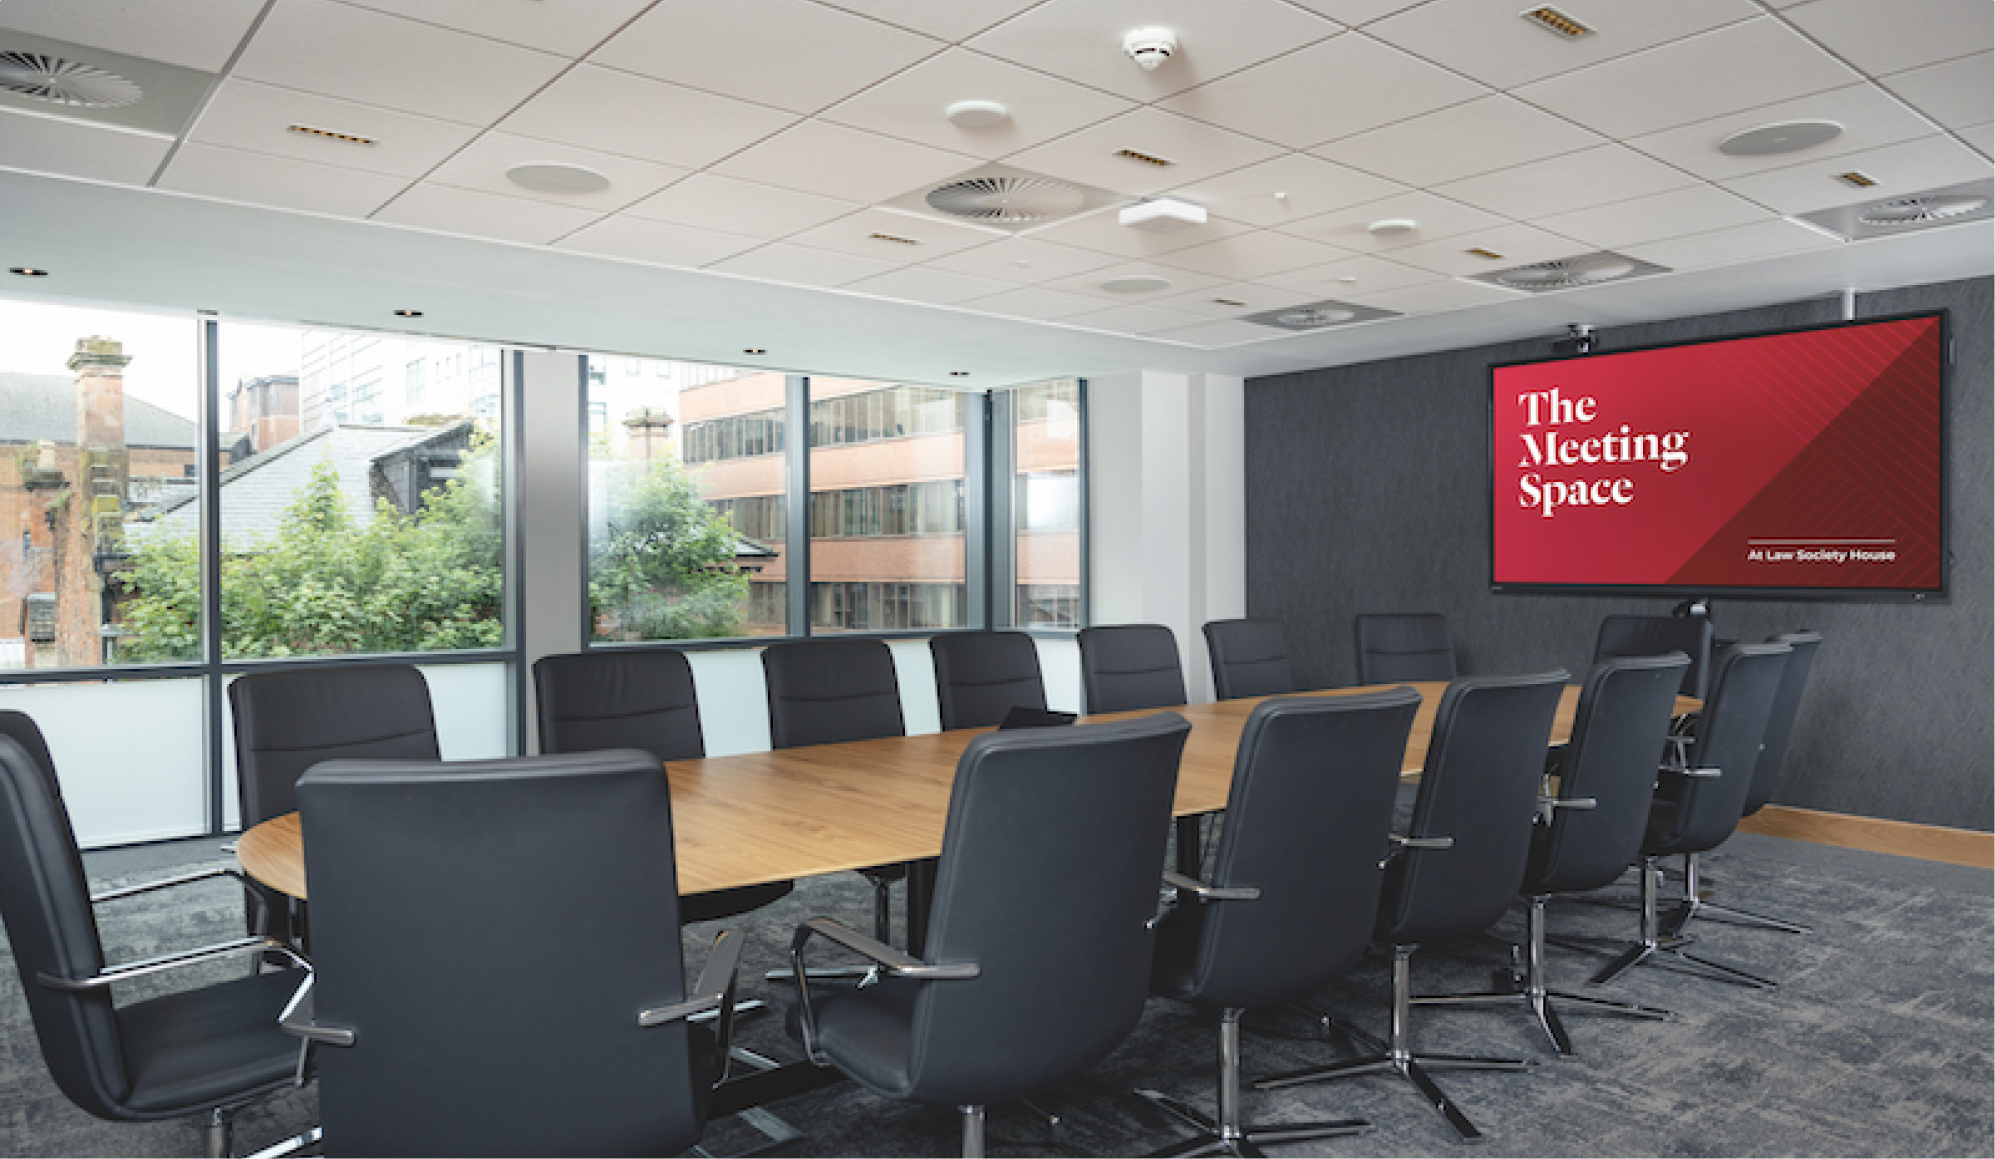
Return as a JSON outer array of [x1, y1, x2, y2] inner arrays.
[[2, 830, 1989, 1157]]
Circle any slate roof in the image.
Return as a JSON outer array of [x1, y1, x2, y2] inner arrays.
[[0, 371, 197, 449]]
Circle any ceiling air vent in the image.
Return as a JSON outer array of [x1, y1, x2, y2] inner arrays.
[[1794, 179, 1995, 241], [0, 51, 141, 108], [1471, 252, 1668, 294], [1240, 299, 1398, 331], [1858, 193, 1990, 228], [926, 175, 1087, 226]]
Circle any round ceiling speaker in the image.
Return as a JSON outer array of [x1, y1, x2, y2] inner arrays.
[[1719, 119, 1843, 158], [925, 176, 1086, 225], [1099, 275, 1172, 294], [1496, 253, 1638, 290], [1274, 306, 1356, 328], [505, 162, 611, 194], [1856, 194, 1989, 227], [0, 51, 141, 108]]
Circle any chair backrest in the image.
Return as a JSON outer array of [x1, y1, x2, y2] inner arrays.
[[1376, 671, 1569, 946], [1592, 614, 1713, 700], [0, 715, 126, 1121], [1354, 613, 1458, 685], [297, 750, 711, 1157], [1521, 653, 1692, 896], [535, 649, 704, 761], [929, 631, 1048, 731], [761, 638, 906, 748], [907, 712, 1191, 1107], [229, 664, 440, 825], [1202, 619, 1297, 700], [1743, 631, 1823, 816], [1645, 642, 1790, 856], [1162, 689, 1420, 1011], [1076, 624, 1186, 713]]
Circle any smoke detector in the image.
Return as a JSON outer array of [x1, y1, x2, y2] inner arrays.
[[1124, 27, 1178, 71], [1470, 252, 1668, 293], [0, 51, 140, 107], [1240, 299, 1398, 331], [1793, 179, 1994, 241]]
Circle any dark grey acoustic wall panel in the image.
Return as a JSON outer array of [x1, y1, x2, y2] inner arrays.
[[1245, 276, 1991, 832]]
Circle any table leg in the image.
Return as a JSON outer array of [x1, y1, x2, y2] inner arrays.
[[906, 858, 935, 956]]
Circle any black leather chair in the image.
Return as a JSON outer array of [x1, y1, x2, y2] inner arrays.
[[929, 631, 1049, 731], [0, 712, 312, 1159], [1137, 689, 1421, 1156], [1410, 654, 1690, 1056], [789, 713, 1192, 1158], [1201, 618, 1297, 700], [1257, 670, 1570, 1143], [287, 749, 743, 1158], [229, 663, 441, 946], [1592, 613, 1712, 700], [1592, 642, 1791, 990], [1353, 613, 1458, 684], [1077, 624, 1202, 877], [762, 637, 908, 943], [534, 649, 794, 923]]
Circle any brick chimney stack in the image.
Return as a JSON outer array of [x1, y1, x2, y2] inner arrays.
[[59, 336, 132, 666]]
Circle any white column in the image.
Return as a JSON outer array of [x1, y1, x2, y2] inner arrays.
[[517, 350, 586, 751]]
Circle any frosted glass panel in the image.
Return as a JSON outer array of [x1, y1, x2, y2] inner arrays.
[[888, 638, 940, 736], [0, 679, 205, 849], [1035, 636, 1082, 714], [420, 662, 511, 760]]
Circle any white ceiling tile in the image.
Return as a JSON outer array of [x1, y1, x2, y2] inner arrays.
[[966, 0, 1342, 102], [710, 119, 978, 204], [1282, 0, 1425, 27], [919, 237, 1121, 283], [1621, 218, 1842, 270], [1377, 222, 1584, 276], [1160, 34, 1489, 150], [1514, 17, 1864, 139], [424, 133, 689, 212], [1171, 154, 1407, 228], [1258, 252, 1441, 297], [592, 0, 943, 116], [1964, 123, 1995, 159], [705, 241, 903, 288], [1148, 282, 1312, 318], [371, 183, 605, 245], [554, 216, 767, 269], [622, 174, 860, 237], [1043, 261, 1225, 302], [1002, 108, 1286, 198], [499, 66, 800, 171], [843, 265, 1017, 306], [156, 141, 410, 217], [0, 0, 267, 71], [1276, 189, 1510, 250], [1149, 230, 1355, 280], [1537, 185, 1774, 249], [1065, 301, 1210, 336], [1365, 0, 1761, 90], [783, 207, 1002, 261], [1433, 144, 1699, 220], [1140, 317, 1288, 346], [0, 108, 171, 185], [1719, 135, 1995, 213], [1321, 96, 1604, 187], [1340, 276, 1518, 313], [186, 81, 482, 178], [1882, 53, 1995, 132], [1624, 84, 1946, 181], [336, 0, 659, 57], [816, 0, 1047, 42], [1780, 0, 1993, 77], [1022, 206, 1255, 260], [232, 0, 569, 126], [965, 285, 1123, 322], [817, 48, 1138, 157]]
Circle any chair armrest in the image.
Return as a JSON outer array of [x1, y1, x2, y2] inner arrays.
[[1661, 766, 1723, 779], [90, 864, 255, 905], [278, 971, 352, 1047], [36, 935, 301, 993], [789, 917, 978, 1066], [639, 928, 745, 1027], [1391, 833, 1454, 850], [1160, 870, 1261, 902], [1540, 795, 1597, 810]]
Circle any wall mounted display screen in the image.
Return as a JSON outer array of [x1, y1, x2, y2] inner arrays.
[[1490, 312, 1946, 598]]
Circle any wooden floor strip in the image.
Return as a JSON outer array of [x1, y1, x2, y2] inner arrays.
[[1739, 804, 1994, 870]]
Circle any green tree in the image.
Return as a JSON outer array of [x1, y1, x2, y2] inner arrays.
[[589, 456, 750, 641]]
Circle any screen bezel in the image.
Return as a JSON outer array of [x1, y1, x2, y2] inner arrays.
[[1486, 309, 1950, 602]]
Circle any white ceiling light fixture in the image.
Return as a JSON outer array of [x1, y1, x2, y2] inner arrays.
[[944, 99, 1009, 129], [1119, 197, 1208, 231], [1123, 27, 1178, 71], [1719, 120, 1844, 158], [505, 162, 611, 195]]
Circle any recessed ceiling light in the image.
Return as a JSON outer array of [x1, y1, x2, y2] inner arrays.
[[1100, 275, 1172, 294], [287, 123, 376, 147], [8, 267, 48, 277], [1836, 170, 1879, 188], [1367, 218, 1419, 237], [943, 99, 1009, 129], [743, 348, 767, 355], [505, 162, 611, 195], [1719, 120, 1844, 158], [1520, 5, 1595, 39], [393, 308, 423, 318], [949, 371, 971, 377], [1113, 147, 1174, 168], [1467, 247, 1506, 260]]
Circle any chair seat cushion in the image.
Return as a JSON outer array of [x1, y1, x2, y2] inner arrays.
[[792, 977, 920, 1099], [116, 967, 303, 1117]]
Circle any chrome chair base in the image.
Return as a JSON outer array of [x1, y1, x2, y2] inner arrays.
[[1253, 946, 1535, 1143], [1590, 857, 1776, 989], [1666, 853, 1813, 936], [1136, 1008, 1368, 1157]]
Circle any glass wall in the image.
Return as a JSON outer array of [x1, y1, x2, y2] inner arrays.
[[1013, 379, 1083, 628]]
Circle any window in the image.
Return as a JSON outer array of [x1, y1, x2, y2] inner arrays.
[[1010, 379, 1082, 629]]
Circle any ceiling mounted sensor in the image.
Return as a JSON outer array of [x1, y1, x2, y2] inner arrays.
[[885, 164, 1120, 234], [1719, 119, 1844, 158], [1240, 299, 1398, 332], [1367, 217, 1419, 238], [944, 99, 1009, 129], [1794, 178, 1995, 240], [1123, 27, 1178, 71], [1471, 251, 1669, 293], [1099, 275, 1173, 294], [505, 162, 611, 195], [1119, 197, 1207, 231], [0, 51, 140, 107]]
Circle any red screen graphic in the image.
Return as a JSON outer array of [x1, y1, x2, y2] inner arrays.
[[1491, 314, 1944, 593]]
